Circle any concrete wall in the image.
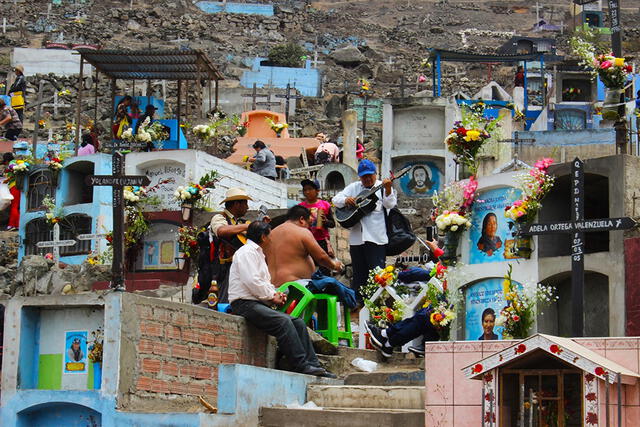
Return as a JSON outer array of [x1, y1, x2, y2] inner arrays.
[[1, 293, 333, 426], [11, 48, 92, 77], [125, 149, 289, 211], [206, 86, 296, 118], [196, 1, 274, 15], [241, 58, 322, 98]]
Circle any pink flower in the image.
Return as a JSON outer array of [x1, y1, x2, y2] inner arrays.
[[534, 158, 553, 171], [513, 200, 523, 207], [418, 75, 427, 83], [600, 61, 612, 69]]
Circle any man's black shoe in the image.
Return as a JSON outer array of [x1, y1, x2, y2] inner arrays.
[[300, 365, 327, 376], [365, 322, 393, 358], [408, 345, 425, 358], [317, 369, 337, 379]]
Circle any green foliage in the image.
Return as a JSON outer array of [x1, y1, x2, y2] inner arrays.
[[268, 43, 306, 68]]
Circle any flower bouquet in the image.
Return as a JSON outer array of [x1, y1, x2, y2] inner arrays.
[[266, 117, 288, 137], [361, 265, 408, 328], [88, 328, 104, 364], [504, 158, 554, 225], [358, 78, 370, 94], [232, 114, 249, 137], [123, 186, 146, 205], [174, 171, 219, 217], [43, 195, 65, 227], [445, 103, 502, 174], [177, 225, 204, 262], [431, 176, 479, 263], [422, 262, 458, 340], [495, 265, 557, 339], [5, 159, 30, 190]]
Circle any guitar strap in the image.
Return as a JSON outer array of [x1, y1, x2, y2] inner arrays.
[[218, 212, 246, 263]]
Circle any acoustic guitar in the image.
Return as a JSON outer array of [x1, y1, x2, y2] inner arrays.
[[235, 205, 268, 245], [335, 166, 411, 228]]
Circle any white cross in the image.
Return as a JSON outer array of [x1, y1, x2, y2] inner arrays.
[[42, 92, 71, 116], [310, 51, 325, 68], [288, 122, 301, 138], [36, 223, 76, 267], [386, 57, 395, 67]]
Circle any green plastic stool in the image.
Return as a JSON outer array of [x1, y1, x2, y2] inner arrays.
[[309, 294, 353, 348], [277, 281, 316, 319]]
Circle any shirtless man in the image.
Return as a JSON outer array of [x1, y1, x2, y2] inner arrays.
[[266, 205, 344, 285]]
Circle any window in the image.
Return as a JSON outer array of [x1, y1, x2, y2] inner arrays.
[[24, 218, 52, 256], [554, 109, 587, 130], [64, 161, 94, 206], [27, 169, 54, 211], [60, 214, 92, 256]]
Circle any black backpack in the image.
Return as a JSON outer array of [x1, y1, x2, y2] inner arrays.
[[192, 228, 221, 304], [384, 207, 416, 256]]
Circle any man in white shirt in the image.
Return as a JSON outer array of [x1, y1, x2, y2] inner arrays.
[[229, 221, 336, 378], [332, 159, 397, 306]]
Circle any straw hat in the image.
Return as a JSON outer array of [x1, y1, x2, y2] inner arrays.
[[221, 187, 253, 204], [14, 65, 24, 74]]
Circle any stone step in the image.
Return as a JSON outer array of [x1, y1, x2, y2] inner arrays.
[[306, 385, 424, 409], [259, 407, 424, 427], [344, 369, 425, 387], [318, 353, 424, 379]]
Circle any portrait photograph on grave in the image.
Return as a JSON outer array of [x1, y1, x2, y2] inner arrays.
[[464, 278, 514, 340], [139, 222, 181, 270], [469, 187, 529, 264], [396, 161, 441, 197], [64, 330, 88, 373]]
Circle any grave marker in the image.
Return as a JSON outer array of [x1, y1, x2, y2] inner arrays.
[[521, 158, 637, 336], [275, 83, 303, 122], [86, 151, 150, 291], [330, 80, 362, 112], [351, 95, 380, 138], [36, 223, 76, 267], [241, 82, 268, 111]]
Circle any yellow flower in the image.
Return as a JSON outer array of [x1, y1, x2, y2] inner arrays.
[[502, 279, 510, 298], [614, 57, 625, 67], [385, 265, 394, 273], [464, 130, 481, 141]]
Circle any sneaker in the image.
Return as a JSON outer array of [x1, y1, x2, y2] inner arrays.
[[6, 226, 17, 231], [365, 322, 393, 358], [408, 345, 425, 358]]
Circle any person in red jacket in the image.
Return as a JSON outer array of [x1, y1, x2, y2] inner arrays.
[[2, 152, 20, 231]]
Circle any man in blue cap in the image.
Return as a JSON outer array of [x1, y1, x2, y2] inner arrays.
[[332, 159, 396, 308]]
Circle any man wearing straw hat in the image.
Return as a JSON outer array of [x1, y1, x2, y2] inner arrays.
[[208, 187, 265, 304]]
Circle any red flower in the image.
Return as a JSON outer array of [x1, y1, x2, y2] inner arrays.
[[188, 240, 197, 247], [484, 372, 493, 382], [456, 127, 467, 136], [484, 393, 492, 401], [472, 363, 483, 373], [515, 344, 526, 354], [585, 392, 597, 402], [585, 412, 598, 425], [595, 366, 606, 377], [585, 373, 595, 382], [549, 344, 562, 354]]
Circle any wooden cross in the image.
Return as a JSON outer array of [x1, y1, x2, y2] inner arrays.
[[86, 152, 150, 291], [241, 83, 268, 111], [351, 95, 379, 138], [255, 88, 281, 111], [36, 223, 76, 267], [389, 76, 409, 98], [275, 83, 303, 122], [329, 80, 362, 112], [520, 158, 636, 336], [42, 92, 72, 116]]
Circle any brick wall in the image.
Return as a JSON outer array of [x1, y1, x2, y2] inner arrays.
[[118, 294, 276, 412]]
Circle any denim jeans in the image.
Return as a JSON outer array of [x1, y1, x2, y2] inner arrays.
[[386, 308, 440, 347], [349, 242, 386, 303]]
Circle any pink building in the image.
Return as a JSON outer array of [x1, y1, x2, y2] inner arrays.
[[425, 334, 640, 426]]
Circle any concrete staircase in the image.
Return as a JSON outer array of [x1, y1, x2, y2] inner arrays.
[[258, 346, 425, 427]]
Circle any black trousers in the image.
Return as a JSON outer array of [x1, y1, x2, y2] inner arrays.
[[386, 308, 440, 347], [350, 242, 386, 304], [5, 128, 21, 141], [217, 263, 232, 304], [231, 299, 320, 372]]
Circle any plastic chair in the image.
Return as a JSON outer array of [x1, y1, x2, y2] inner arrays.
[[309, 294, 353, 348], [277, 281, 316, 319]]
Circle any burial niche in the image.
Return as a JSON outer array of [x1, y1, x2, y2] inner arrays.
[[538, 173, 609, 257], [27, 167, 55, 211], [135, 221, 181, 271], [64, 160, 94, 205]]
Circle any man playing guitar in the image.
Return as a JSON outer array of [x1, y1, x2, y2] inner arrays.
[[332, 160, 397, 309], [210, 187, 254, 304]]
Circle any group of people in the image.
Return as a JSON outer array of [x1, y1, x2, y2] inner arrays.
[[1, 152, 19, 231], [0, 65, 26, 141], [197, 158, 447, 378]]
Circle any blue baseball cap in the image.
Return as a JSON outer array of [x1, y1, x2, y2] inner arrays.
[[357, 159, 377, 177]]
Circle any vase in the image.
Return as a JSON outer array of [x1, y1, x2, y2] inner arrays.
[[93, 362, 102, 389], [442, 231, 460, 265], [181, 202, 193, 222], [439, 326, 451, 341], [515, 236, 532, 259], [603, 88, 624, 121]]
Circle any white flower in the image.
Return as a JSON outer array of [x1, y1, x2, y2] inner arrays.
[[450, 225, 458, 232], [495, 315, 507, 326], [142, 116, 151, 126]]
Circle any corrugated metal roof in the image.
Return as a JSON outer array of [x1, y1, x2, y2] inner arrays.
[[429, 49, 546, 63], [76, 48, 224, 81]]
